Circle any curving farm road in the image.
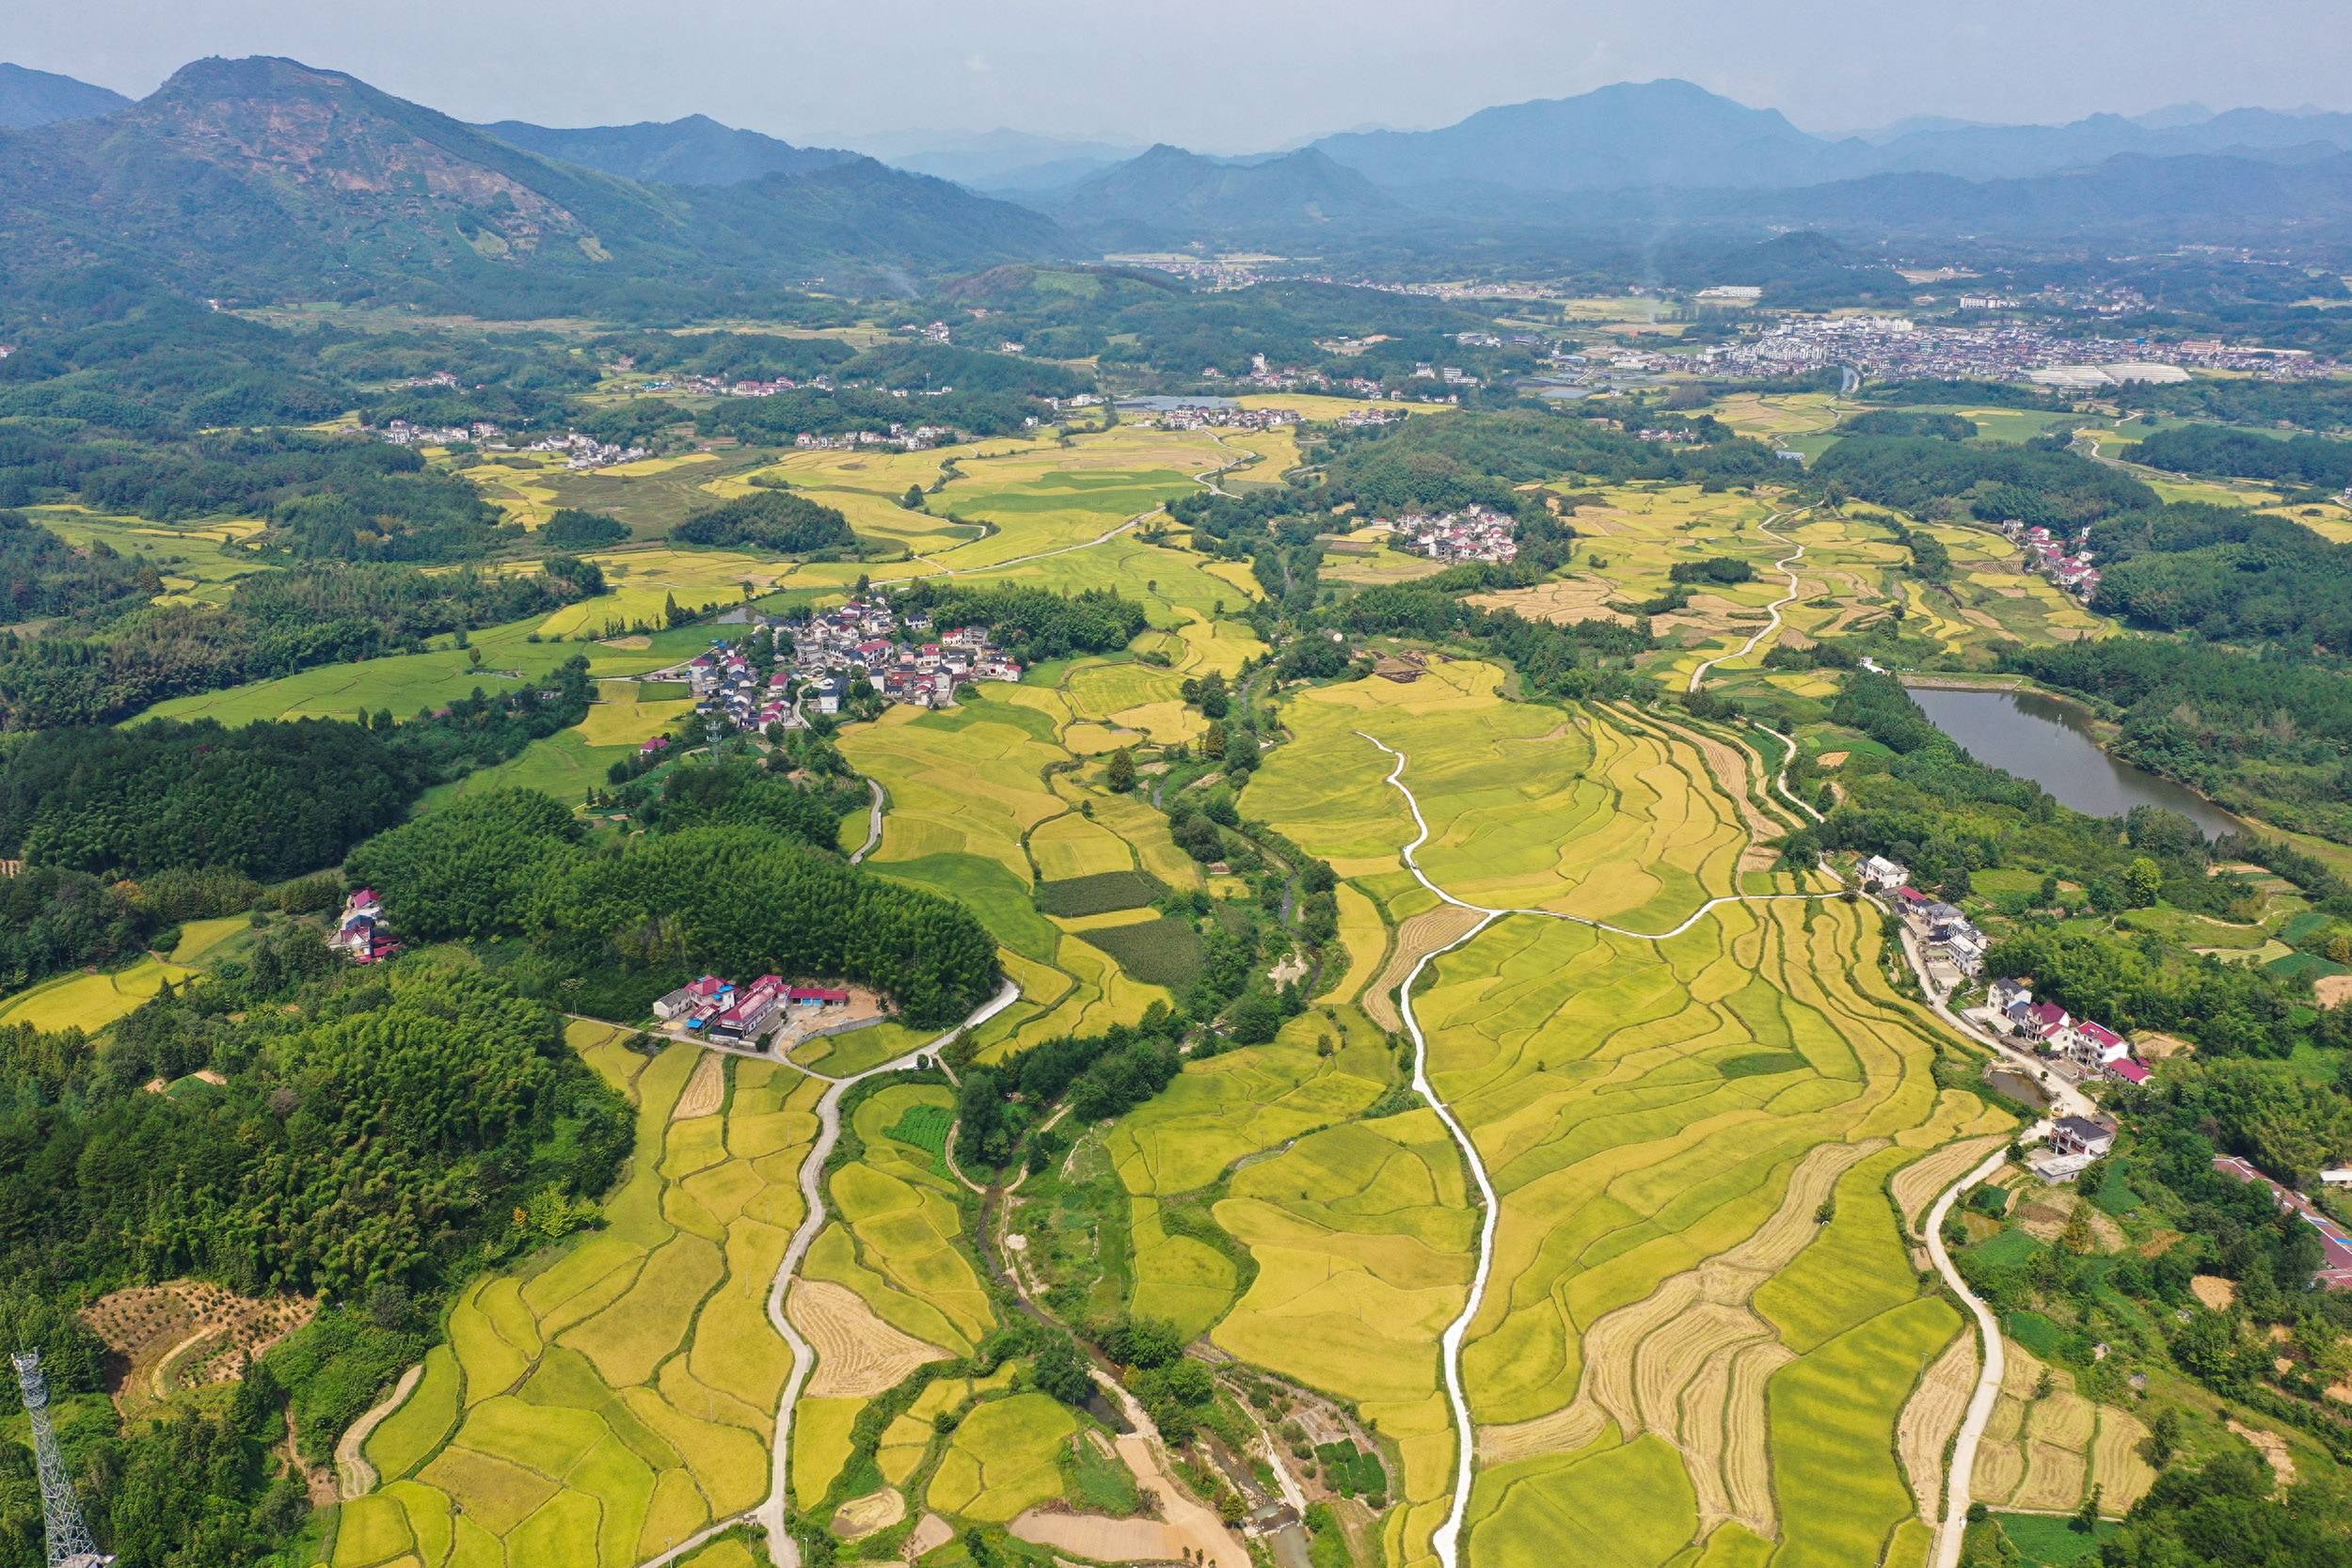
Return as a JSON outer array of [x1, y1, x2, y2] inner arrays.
[[629, 976, 1022, 1568], [1362, 721, 2019, 1568], [1923, 1147, 2010, 1568], [1686, 508, 1810, 694], [1359, 731, 1860, 1568]]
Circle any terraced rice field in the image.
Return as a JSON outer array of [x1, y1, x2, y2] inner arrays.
[[841, 687, 1184, 1056], [327, 1034, 820, 1568], [1221, 666, 2012, 1568], [27, 505, 276, 606], [1244, 659, 1821, 930], [1969, 1342, 2155, 1518]]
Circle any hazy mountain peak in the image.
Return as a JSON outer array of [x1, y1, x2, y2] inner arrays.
[[478, 112, 856, 184]]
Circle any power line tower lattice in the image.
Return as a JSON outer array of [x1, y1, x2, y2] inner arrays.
[[11, 1352, 113, 1568]]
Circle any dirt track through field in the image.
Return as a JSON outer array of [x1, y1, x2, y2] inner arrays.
[[336, 1363, 421, 1501]]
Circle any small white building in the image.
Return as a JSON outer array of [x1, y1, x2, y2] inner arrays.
[[1858, 855, 1909, 890]]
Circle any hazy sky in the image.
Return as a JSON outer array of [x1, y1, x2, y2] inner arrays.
[[13, 0, 2352, 153]]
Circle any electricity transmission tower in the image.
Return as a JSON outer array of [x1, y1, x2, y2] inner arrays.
[[10, 1352, 113, 1568]]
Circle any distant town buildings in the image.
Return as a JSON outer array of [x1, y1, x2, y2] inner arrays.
[[1703, 316, 2338, 386]]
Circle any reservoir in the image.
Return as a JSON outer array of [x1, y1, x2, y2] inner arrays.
[[1906, 684, 2242, 839]]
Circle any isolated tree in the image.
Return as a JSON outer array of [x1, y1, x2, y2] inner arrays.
[[2124, 856, 2164, 908], [1105, 747, 1136, 794]]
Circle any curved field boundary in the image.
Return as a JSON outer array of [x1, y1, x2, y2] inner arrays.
[[629, 977, 1022, 1568], [1359, 727, 2004, 1568], [1685, 508, 1810, 693]]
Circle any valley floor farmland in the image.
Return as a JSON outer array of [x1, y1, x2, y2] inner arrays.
[[1236, 664, 2012, 1568]]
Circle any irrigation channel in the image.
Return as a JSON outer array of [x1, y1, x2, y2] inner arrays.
[[1359, 723, 2005, 1568]]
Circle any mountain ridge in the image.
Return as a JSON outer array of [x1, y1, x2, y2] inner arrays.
[[0, 62, 130, 129], [0, 55, 1066, 309]]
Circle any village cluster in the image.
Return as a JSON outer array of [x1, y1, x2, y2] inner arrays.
[[642, 597, 1024, 754], [651, 973, 852, 1047], [1128, 402, 1303, 433], [1377, 503, 1519, 563], [2004, 519, 2103, 601], [370, 420, 648, 468]]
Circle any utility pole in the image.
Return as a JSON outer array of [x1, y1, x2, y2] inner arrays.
[[11, 1352, 113, 1568]]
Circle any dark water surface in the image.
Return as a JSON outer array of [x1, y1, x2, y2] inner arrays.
[[1907, 684, 2240, 839]]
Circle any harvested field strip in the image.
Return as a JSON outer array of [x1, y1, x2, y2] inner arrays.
[[787, 1282, 950, 1400], [1474, 1140, 1880, 1538], [1896, 1328, 1977, 1524], [1970, 1341, 2152, 1517]]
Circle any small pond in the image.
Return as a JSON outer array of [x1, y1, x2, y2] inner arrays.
[[1906, 684, 2240, 840]]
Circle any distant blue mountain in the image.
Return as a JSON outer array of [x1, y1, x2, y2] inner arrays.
[[0, 62, 130, 129]]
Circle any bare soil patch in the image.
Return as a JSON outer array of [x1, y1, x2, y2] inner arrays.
[[2317, 974, 2352, 1009], [2190, 1275, 2238, 1312], [2228, 1419, 2297, 1485], [906, 1514, 954, 1559]]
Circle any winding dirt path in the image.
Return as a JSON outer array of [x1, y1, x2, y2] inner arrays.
[[335, 1363, 421, 1502], [1686, 509, 1809, 693], [848, 777, 884, 865]]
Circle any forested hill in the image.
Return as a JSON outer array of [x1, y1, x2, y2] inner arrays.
[[0, 55, 1067, 314], [478, 114, 858, 185]]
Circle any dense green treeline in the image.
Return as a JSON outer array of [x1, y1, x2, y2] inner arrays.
[[0, 950, 629, 1568], [343, 788, 1001, 1024], [0, 510, 160, 625], [0, 558, 601, 728], [2088, 502, 2352, 648], [672, 487, 862, 554], [0, 424, 515, 561], [0, 719, 414, 880], [1812, 433, 2156, 527], [2133, 423, 2352, 489], [887, 578, 1150, 659]]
